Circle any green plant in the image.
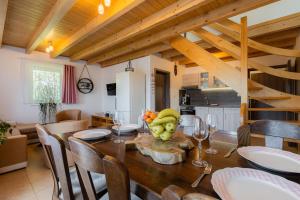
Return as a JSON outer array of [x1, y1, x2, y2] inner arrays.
[[0, 120, 11, 145]]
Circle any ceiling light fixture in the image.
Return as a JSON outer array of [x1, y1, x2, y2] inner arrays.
[[46, 41, 54, 54], [98, 1, 104, 15], [104, 0, 111, 7]]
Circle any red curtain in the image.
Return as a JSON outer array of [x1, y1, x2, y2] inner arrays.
[[62, 65, 77, 104]]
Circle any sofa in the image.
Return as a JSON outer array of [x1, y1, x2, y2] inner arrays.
[[0, 128, 27, 174]]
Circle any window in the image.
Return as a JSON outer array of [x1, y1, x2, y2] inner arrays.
[[22, 59, 63, 104]]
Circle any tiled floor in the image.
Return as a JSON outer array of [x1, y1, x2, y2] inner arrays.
[[0, 144, 53, 200]]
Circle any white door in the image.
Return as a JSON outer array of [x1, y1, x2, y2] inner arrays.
[[208, 107, 224, 130], [223, 108, 240, 132]]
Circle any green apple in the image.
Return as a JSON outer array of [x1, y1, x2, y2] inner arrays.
[[160, 131, 172, 141], [151, 125, 164, 138], [164, 122, 176, 133]]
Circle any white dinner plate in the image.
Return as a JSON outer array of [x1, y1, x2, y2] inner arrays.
[[73, 129, 111, 140], [211, 167, 300, 200], [112, 124, 141, 134], [237, 146, 300, 173]]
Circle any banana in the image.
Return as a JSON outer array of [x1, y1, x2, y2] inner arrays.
[[157, 109, 180, 120], [151, 116, 176, 126]]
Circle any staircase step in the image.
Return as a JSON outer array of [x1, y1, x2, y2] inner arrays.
[[248, 85, 263, 91], [248, 107, 300, 112], [246, 120, 300, 126], [249, 96, 291, 100]]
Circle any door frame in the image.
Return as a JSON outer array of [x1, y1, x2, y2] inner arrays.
[[154, 68, 171, 111]]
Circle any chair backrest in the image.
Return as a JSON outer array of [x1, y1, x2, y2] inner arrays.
[[36, 124, 75, 200], [103, 155, 131, 200], [237, 120, 300, 148], [68, 137, 105, 200], [161, 185, 217, 200], [56, 109, 81, 122], [45, 120, 89, 135]]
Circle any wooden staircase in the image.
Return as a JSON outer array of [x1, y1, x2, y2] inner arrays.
[[168, 17, 300, 126]]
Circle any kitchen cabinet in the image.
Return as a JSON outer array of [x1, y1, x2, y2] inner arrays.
[[195, 107, 209, 121], [195, 107, 240, 132], [223, 108, 240, 132], [209, 107, 224, 130], [182, 73, 199, 87]]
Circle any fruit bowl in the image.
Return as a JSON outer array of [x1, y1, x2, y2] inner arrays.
[[143, 109, 180, 141]]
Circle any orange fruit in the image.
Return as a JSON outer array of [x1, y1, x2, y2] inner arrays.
[[150, 113, 157, 119], [146, 118, 153, 123], [143, 115, 148, 120], [145, 111, 151, 116]]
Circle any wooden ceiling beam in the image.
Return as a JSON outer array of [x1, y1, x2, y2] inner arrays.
[[0, 0, 8, 47], [100, 43, 170, 67], [51, 0, 145, 58], [87, 0, 278, 64], [71, 0, 215, 61], [26, 0, 76, 54]]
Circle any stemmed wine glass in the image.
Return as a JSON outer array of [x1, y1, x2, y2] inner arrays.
[[113, 111, 124, 144], [192, 116, 209, 167], [205, 114, 218, 154]]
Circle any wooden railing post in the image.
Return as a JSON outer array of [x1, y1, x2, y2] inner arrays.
[[240, 16, 248, 123]]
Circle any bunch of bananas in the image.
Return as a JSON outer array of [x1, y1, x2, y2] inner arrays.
[[147, 108, 180, 141]]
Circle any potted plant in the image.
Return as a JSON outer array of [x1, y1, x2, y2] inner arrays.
[[0, 120, 11, 144], [36, 77, 59, 124]]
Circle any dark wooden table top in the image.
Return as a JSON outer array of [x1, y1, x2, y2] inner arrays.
[[60, 130, 299, 200]]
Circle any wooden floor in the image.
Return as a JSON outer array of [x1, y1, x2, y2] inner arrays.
[[0, 144, 53, 200]]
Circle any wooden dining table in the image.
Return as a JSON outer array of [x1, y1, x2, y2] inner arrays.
[[60, 129, 300, 200]]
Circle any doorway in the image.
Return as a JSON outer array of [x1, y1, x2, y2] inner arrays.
[[155, 69, 170, 111]]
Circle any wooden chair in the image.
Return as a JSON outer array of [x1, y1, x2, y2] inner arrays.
[[36, 124, 106, 200], [68, 137, 107, 200], [161, 185, 217, 200], [56, 109, 82, 122], [237, 120, 300, 150], [45, 120, 89, 167], [68, 137, 141, 200], [45, 120, 89, 135]]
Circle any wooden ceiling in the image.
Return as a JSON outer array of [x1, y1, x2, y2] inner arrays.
[[1, 0, 300, 68]]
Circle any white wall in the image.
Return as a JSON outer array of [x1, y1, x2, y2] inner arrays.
[[0, 46, 102, 123], [0, 46, 183, 123], [150, 55, 183, 111], [99, 55, 184, 114]]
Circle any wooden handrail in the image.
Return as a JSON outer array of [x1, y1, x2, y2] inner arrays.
[[194, 28, 300, 81], [211, 20, 300, 57]]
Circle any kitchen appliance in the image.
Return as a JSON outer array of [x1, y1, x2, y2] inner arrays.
[[116, 71, 145, 124], [180, 107, 195, 136], [179, 88, 201, 106]]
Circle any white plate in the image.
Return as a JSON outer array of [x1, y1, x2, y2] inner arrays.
[[212, 167, 300, 200], [112, 124, 141, 133], [238, 146, 300, 173], [73, 129, 111, 140]]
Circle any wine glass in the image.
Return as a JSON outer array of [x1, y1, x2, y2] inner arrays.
[[192, 116, 209, 167], [139, 109, 146, 133], [113, 111, 124, 144], [205, 114, 218, 154]]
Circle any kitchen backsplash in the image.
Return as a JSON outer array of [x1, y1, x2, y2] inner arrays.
[[180, 89, 241, 107]]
